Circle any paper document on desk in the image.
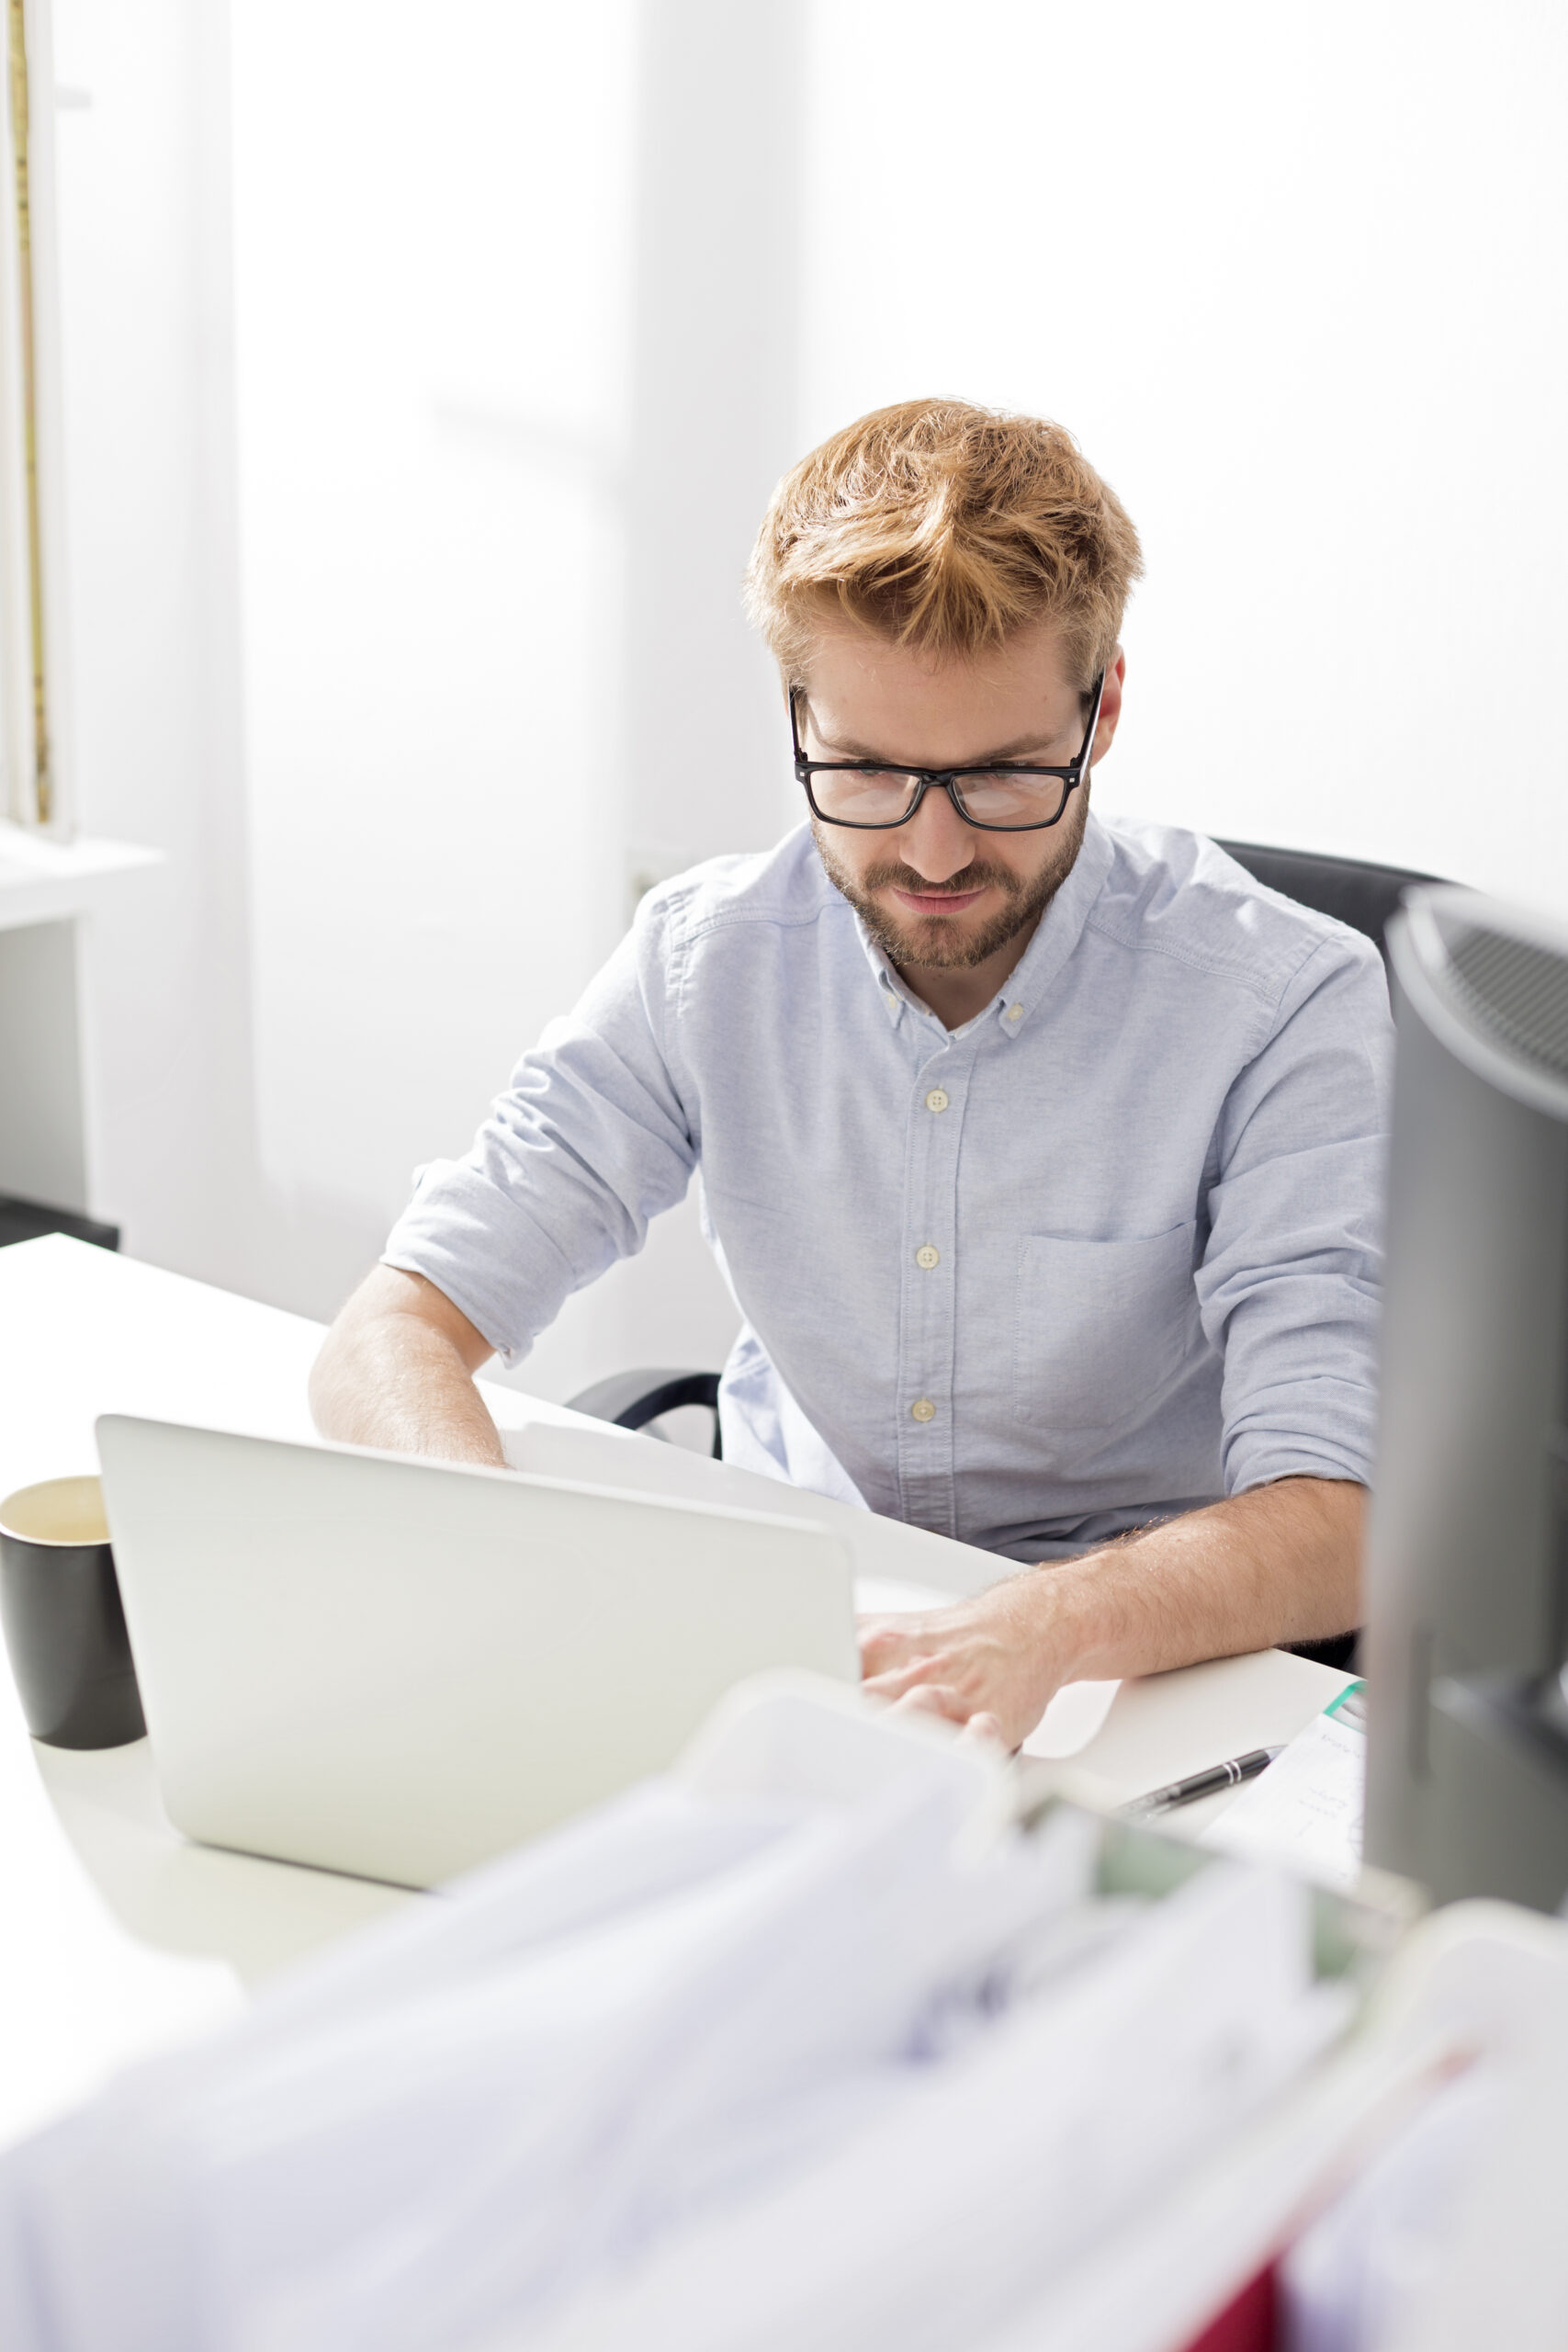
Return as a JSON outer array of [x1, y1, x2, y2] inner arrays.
[[1201, 1681, 1365, 1890]]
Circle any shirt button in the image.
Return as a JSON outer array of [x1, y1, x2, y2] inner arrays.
[[915, 1244, 940, 1270], [1006, 1003, 1023, 1023], [924, 1088, 950, 1114], [909, 1396, 936, 1422]]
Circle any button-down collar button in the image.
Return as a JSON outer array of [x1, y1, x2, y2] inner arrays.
[[924, 1087, 950, 1114], [915, 1244, 940, 1270], [909, 1396, 936, 1422], [1005, 1003, 1024, 1022]]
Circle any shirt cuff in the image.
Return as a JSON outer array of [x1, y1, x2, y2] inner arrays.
[[381, 1160, 579, 1369]]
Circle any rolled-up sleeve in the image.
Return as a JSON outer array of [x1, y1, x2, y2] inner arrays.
[[1195, 932, 1393, 1495], [381, 888, 697, 1365]]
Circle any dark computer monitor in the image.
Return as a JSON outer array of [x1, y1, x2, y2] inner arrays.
[[1364, 887, 1568, 1909]]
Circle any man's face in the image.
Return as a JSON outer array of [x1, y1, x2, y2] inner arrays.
[[796, 618, 1122, 975]]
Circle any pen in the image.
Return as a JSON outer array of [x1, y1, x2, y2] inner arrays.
[[1122, 1746, 1283, 1818]]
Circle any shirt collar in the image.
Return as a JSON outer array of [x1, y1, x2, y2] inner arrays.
[[852, 809, 1116, 1038], [852, 907, 906, 1023]]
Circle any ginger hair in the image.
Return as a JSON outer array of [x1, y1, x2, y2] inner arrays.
[[745, 398, 1143, 691]]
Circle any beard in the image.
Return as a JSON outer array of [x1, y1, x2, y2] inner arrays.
[[812, 790, 1089, 972]]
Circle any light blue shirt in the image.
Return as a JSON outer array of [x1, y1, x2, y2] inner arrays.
[[384, 813, 1393, 1563]]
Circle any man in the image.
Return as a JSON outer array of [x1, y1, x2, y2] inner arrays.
[[311, 399, 1392, 1749]]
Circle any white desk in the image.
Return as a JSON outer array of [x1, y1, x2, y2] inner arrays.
[[0, 1236, 1352, 2152]]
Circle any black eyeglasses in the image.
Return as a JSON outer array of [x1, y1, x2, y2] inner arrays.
[[790, 671, 1105, 832]]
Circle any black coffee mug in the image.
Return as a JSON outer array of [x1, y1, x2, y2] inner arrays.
[[0, 1476, 146, 1747]]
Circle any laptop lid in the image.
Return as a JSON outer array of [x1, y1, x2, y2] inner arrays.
[[95, 1417, 857, 1889]]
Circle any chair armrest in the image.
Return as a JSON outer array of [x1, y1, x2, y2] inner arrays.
[[567, 1369, 723, 1456]]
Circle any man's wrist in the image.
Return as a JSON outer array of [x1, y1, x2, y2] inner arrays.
[[1020, 1547, 1140, 1689]]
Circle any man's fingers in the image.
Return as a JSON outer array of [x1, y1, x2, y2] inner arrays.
[[857, 1616, 931, 1669], [890, 1683, 969, 1724], [863, 1678, 1013, 1751], [857, 1637, 931, 1679], [861, 1656, 948, 1704]]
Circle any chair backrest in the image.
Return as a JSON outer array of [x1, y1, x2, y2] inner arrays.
[[1213, 839, 1444, 1672], [1214, 840, 1446, 972]]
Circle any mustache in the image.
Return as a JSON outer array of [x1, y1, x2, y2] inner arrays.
[[861, 860, 1021, 901]]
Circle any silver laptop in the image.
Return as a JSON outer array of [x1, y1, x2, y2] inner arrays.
[[95, 1416, 857, 1890]]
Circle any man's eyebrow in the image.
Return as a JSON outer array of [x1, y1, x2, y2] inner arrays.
[[812, 724, 1068, 764]]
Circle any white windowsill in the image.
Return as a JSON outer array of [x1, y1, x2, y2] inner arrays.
[[0, 821, 162, 933]]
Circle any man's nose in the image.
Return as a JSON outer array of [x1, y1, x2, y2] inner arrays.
[[898, 785, 983, 884]]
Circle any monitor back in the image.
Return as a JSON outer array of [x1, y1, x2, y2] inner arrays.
[[1364, 890, 1568, 1905]]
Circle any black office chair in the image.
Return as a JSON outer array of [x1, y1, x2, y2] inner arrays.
[[569, 1366, 724, 1454], [568, 842, 1446, 1672], [1213, 841, 1444, 978]]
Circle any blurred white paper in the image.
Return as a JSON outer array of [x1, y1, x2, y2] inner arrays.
[[0, 1681, 1100, 2352], [1021, 1678, 1121, 1759], [524, 1863, 1326, 2352], [1202, 1688, 1365, 1890]]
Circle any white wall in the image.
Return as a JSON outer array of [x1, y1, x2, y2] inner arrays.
[[225, 0, 808, 1397], [808, 0, 1568, 903], [801, 0, 1568, 904], [48, 0, 805, 1397], [48, 0, 261, 1277], [232, 1, 636, 1236], [40, 0, 1568, 1393]]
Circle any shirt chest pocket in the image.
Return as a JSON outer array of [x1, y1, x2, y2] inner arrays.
[[1012, 1223, 1200, 1431]]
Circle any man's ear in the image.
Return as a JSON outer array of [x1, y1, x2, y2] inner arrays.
[[1089, 647, 1126, 768]]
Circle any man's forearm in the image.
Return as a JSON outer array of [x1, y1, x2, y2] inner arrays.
[[859, 1476, 1364, 1747], [1040, 1476, 1364, 1687], [310, 1272, 509, 1468]]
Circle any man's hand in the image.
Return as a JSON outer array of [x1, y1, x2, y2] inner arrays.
[[860, 1476, 1364, 1747], [860, 1580, 1074, 1751], [310, 1265, 509, 1467]]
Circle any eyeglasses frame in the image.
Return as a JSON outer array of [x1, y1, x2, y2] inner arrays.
[[789, 668, 1107, 832]]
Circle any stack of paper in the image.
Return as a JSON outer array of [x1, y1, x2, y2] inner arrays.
[[0, 1679, 1348, 2352]]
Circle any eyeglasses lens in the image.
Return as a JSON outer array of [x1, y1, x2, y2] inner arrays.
[[809, 768, 1070, 829]]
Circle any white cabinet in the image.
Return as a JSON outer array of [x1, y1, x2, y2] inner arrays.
[[0, 823, 157, 1213]]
